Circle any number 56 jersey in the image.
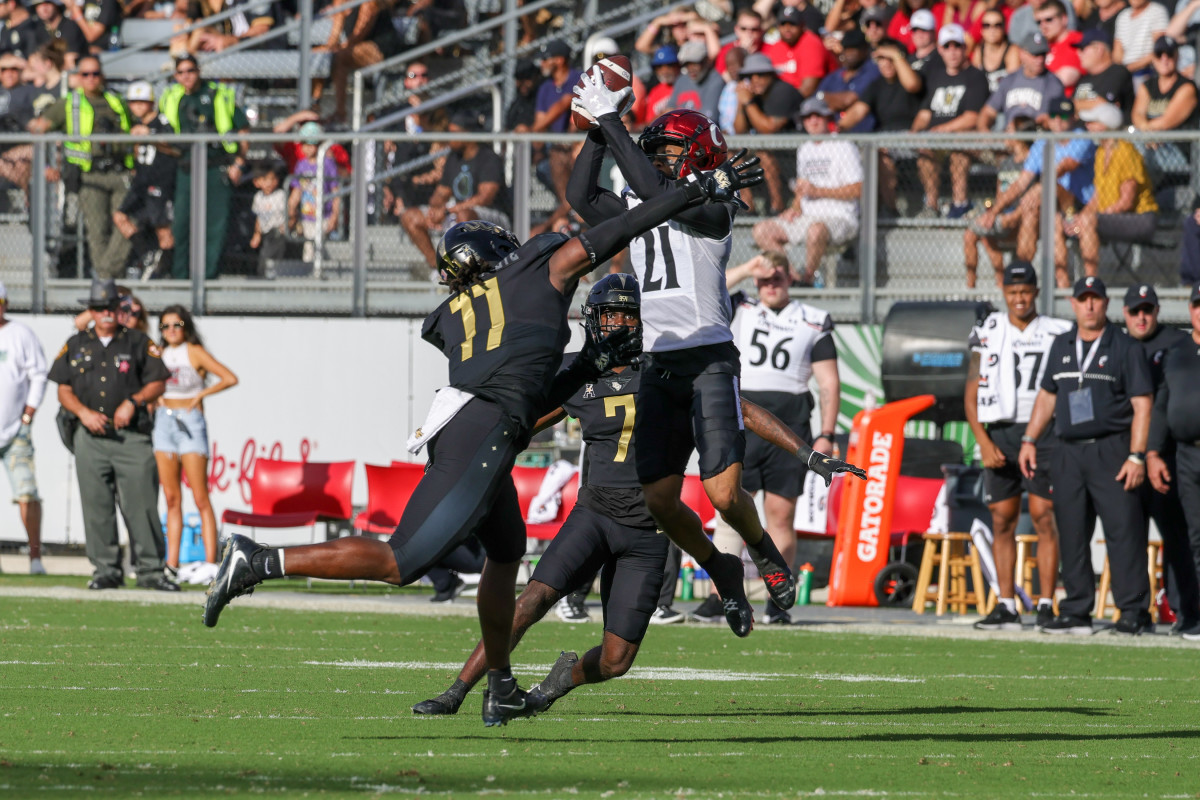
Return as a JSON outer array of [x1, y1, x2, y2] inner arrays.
[[730, 294, 834, 394], [422, 232, 573, 432]]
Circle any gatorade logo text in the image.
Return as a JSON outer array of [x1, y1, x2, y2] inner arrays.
[[856, 431, 893, 561]]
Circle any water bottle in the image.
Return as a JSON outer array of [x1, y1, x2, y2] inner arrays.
[[680, 566, 695, 601], [797, 562, 814, 605]]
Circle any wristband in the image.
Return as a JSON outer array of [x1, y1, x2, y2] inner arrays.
[[1127, 453, 1145, 465], [818, 432, 835, 440], [21, 412, 32, 425], [1020, 435, 1036, 445]]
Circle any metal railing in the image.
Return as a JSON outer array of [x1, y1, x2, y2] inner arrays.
[[2, 129, 1197, 324]]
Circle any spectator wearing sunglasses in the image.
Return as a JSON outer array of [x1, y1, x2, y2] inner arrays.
[[29, 0, 84, 71], [29, 55, 133, 279], [153, 304, 237, 586]]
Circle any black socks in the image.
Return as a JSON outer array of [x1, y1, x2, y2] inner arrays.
[[250, 548, 284, 580]]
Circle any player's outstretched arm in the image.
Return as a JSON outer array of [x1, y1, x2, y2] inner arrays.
[[741, 398, 866, 487], [540, 328, 642, 411], [566, 129, 626, 227], [547, 151, 763, 292]]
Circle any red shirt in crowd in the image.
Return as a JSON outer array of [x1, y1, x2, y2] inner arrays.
[[1046, 29, 1083, 96], [761, 30, 837, 89], [275, 142, 352, 174]]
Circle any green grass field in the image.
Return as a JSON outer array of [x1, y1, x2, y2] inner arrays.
[[2, 588, 1199, 799]]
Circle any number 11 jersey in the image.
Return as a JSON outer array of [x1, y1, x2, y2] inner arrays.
[[421, 232, 574, 432]]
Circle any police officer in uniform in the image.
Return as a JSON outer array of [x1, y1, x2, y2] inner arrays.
[[203, 145, 767, 727], [29, 55, 132, 278], [967, 261, 1071, 632], [1147, 283, 1200, 640], [1123, 284, 1194, 634], [1019, 276, 1154, 635], [48, 279, 173, 590], [159, 55, 249, 280]]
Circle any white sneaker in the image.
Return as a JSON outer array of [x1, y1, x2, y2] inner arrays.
[[555, 596, 590, 622], [176, 562, 202, 583], [188, 562, 220, 585], [30, 558, 46, 575], [649, 605, 684, 624]]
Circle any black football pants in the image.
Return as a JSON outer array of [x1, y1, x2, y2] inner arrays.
[[1053, 434, 1149, 619], [1139, 446, 1198, 625], [1173, 443, 1200, 625]]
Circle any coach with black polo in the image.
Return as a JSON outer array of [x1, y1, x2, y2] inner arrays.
[[1147, 283, 1200, 641], [1018, 276, 1154, 635]]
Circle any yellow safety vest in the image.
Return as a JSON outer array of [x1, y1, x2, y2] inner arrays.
[[63, 90, 133, 172], [158, 81, 240, 155]]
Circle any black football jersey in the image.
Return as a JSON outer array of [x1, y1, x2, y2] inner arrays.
[[561, 355, 655, 529], [422, 232, 573, 431]]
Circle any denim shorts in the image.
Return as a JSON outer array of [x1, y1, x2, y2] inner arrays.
[[0, 422, 40, 502], [152, 407, 210, 457]]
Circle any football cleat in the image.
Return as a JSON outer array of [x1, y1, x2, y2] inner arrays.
[[527, 650, 579, 714], [412, 689, 464, 715], [482, 681, 536, 727], [707, 551, 754, 637], [203, 534, 262, 628]]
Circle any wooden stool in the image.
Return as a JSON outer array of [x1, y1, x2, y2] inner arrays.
[[1015, 533, 1060, 615], [1096, 540, 1162, 621], [912, 532, 993, 616]]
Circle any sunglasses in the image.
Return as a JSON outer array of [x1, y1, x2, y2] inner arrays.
[[406, 71, 427, 78], [160, 321, 185, 331], [1035, 15, 1059, 23], [79, 71, 102, 77], [89, 305, 116, 313], [737, 25, 762, 32], [1128, 307, 1156, 316], [175, 67, 197, 75], [0, 66, 19, 72], [982, 21, 1004, 28]]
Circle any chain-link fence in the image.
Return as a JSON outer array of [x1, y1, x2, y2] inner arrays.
[[2, 129, 1197, 323]]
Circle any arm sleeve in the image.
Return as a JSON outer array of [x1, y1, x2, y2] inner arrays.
[[1041, 336, 1062, 393], [22, 329, 48, 409], [565, 129, 626, 227], [421, 309, 445, 351], [596, 113, 731, 238], [542, 353, 595, 412], [578, 182, 705, 268], [811, 335, 837, 362], [140, 338, 171, 383], [1125, 339, 1155, 398], [1148, 379, 1170, 452], [47, 341, 72, 385]]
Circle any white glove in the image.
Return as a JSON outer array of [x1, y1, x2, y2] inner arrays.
[[572, 65, 632, 121]]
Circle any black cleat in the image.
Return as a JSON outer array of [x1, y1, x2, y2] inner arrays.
[[748, 544, 796, 611], [527, 650, 579, 714], [707, 552, 754, 637], [203, 534, 263, 628], [412, 689, 464, 715], [482, 682, 536, 727]]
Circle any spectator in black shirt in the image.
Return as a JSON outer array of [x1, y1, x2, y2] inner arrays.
[[842, 38, 922, 214], [734, 51, 802, 214], [0, 52, 35, 190], [906, 8, 943, 78], [113, 81, 178, 280], [1073, 28, 1136, 121], [503, 59, 539, 132], [0, 0, 47, 59], [400, 110, 511, 278], [31, 0, 84, 70], [69, 0, 121, 53], [912, 23, 990, 219]]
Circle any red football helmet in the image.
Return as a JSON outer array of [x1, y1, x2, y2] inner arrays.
[[637, 109, 728, 179]]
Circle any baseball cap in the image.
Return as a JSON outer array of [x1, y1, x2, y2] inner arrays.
[[799, 95, 834, 118], [651, 45, 679, 66], [842, 28, 868, 48], [297, 121, 323, 144], [1073, 28, 1113, 49], [514, 58, 539, 79], [538, 39, 571, 60], [1123, 284, 1159, 309], [938, 23, 966, 47], [1073, 275, 1107, 299], [1021, 32, 1049, 56], [125, 80, 154, 102], [678, 40, 708, 64], [862, 6, 890, 25], [910, 9, 936, 31], [777, 6, 805, 25], [1003, 260, 1038, 286], [1153, 35, 1180, 56], [1048, 97, 1075, 118], [1190, 282, 1200, 304], [739, 52, 778, 76], [586, 35, 618, 63], [1078, 102, 1122, 130], [450, 108, 482, 131]]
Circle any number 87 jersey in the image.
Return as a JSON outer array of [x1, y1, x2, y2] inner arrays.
[[730, 292, 833, 393]]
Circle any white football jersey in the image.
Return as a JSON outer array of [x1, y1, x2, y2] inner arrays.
[[622, 190, 734, 353], [732, 296, 833, 393], [970, 311, 1072, 423]]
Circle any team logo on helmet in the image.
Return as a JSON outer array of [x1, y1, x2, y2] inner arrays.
[[637, 109, 729, 179]]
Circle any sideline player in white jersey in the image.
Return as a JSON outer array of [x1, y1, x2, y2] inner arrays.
[[568, 79, 863, 637], [715, 252, 841, 624], [966, 261, 1072, 631]]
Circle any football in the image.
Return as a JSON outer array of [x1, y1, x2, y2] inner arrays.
[[570, 54, 634, 130]]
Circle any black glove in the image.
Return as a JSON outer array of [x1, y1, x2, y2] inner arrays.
[[577, 325, 642, 378], [696, 148, 764, 208], [807, 450, 867, 488]]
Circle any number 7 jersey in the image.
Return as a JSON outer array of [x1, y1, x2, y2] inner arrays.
[[421, 232, 574, 431]]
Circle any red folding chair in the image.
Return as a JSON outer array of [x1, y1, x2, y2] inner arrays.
[[680, 473, 716, 530], [526, 476, 579, 541], [353, 462, 427, 536], [220, 459, 355, 545]]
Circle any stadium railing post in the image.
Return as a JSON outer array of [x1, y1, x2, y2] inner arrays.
[[1037, 137, 1056, 318], [30, 139, 46, 315], [512, 138, 531, 243], [860, 139, 878, 325], [297, 0, 313, 111], [190, 142, 208, 315], [351, 138, 368, 317]]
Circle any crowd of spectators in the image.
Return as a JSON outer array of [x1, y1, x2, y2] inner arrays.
[[0, 0, 1197, 286]]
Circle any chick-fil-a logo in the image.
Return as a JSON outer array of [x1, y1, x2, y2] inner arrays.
[[204, 437, 315, 503]]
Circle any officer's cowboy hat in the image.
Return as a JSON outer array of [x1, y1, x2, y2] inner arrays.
[[80, 278, 119, 308]]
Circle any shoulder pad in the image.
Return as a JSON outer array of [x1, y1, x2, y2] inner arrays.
[[799, 303, 834, 332], [495, 232, 569, 271]]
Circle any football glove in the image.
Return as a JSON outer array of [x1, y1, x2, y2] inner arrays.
[[695, 148, 764, 208], [572, 66, 633, 121], [807, 450, 867, 487], [577, 324, 642, 378]]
